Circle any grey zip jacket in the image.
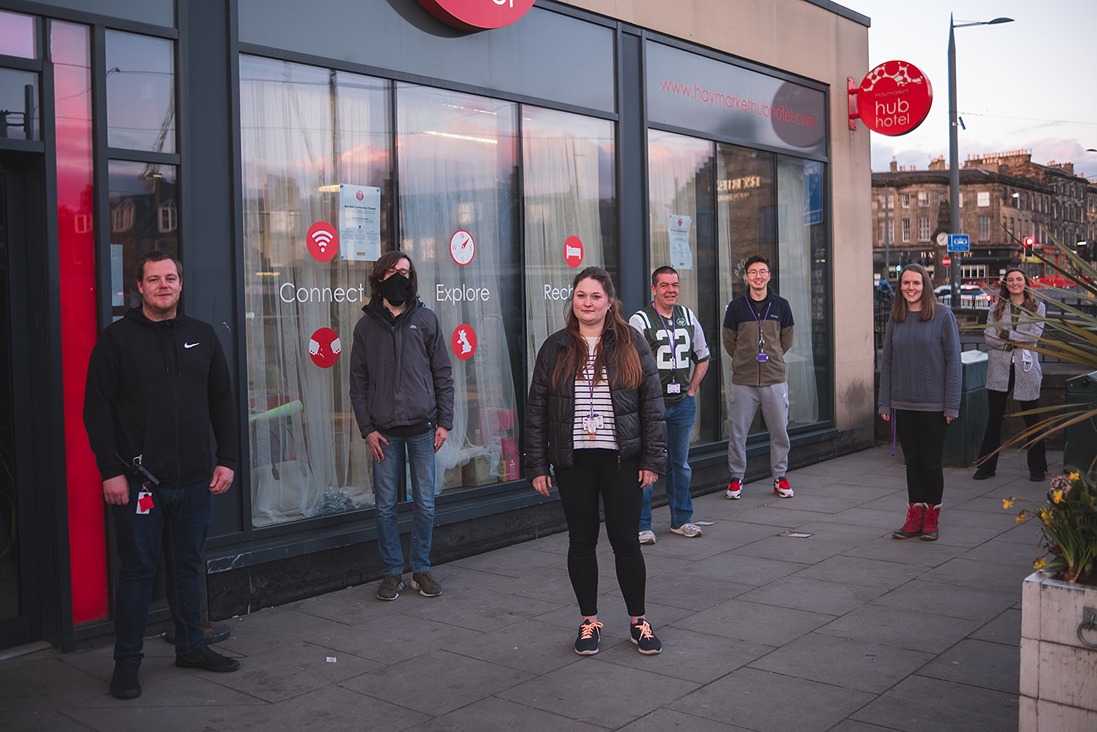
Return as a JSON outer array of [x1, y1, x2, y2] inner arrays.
[[349, 297, 454, 437]]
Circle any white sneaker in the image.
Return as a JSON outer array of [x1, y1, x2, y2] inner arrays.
[[670, 522, 703, 538], [638, 530, 656, 545]]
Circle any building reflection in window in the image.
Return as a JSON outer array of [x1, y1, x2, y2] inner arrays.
[[105, 30, 175, 153], [108, 161, 178, 318]]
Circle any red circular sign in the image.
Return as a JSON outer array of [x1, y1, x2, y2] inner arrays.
[[418, 0, 535, 31], [451, 324, 477, 361], [306, 221, 339, 262], [563, 235, 584, 268], [308, 327, 342, 368], [857, 60, 933, 137], [942, 255, 952, 267]]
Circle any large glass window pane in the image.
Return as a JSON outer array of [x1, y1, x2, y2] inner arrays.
[[646, 129, 718, 443], [398, 83, 522, 491], [776, 156, 827, 427], [0, 69, 37, 141], [0, 11, 37, 59], [522, 106, 617, 387], [240, 56, 391, 526], [105, 31, 175, 153], [717, 144, 775, 438], [108, 161, 178, 319]]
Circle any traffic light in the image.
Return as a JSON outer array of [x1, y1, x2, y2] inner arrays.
[[1022, 236, 1035, 261]]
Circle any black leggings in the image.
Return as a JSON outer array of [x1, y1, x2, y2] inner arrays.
[[977, 365, 1046, 474], [895, 409, 948, 505], [555, 450, 646, 618]]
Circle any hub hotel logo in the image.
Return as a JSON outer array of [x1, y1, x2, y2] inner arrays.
[[417, 0, 535, 31], [855, 60, 933, 137]]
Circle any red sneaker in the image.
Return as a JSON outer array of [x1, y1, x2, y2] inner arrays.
[[773, 477, 794, 498], [725, 478, 743, 500]]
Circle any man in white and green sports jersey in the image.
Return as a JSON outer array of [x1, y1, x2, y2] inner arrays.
[[629, 266, 710, 545]]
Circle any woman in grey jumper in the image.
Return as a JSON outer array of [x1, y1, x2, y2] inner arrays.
[[878, 264, 962, 541], [973, 268, 1047, 482]]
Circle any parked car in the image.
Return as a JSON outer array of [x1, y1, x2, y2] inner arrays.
[[934, 283, 992, 309]]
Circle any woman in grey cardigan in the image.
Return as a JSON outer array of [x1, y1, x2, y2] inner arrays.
[[973, 268, 1047, 482], [878, 264, 962, 541]]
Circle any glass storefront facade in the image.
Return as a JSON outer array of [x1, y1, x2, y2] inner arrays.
[[236, 39, 831, 530], [0, 0, 873, 648]]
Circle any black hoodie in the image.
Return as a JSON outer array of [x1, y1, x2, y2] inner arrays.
[[83, 307, 238, 488]]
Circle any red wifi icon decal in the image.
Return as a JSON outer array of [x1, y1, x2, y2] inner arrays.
[[307, 221, 339, 262]]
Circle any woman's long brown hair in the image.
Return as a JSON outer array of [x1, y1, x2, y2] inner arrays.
[[891, 263, 937, 322], [550, 267, 643, 390], [991, 267, 1036, 320]]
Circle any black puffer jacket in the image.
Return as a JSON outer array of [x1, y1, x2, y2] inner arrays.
[[524, 327, 667, 477]]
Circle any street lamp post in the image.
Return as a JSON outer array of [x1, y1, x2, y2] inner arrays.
[[948, 14, 1014, 307]]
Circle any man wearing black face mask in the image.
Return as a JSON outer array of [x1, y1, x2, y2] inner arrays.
[[349, 251, 454, 601]]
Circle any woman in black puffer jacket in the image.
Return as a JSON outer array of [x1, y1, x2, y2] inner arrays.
[[525, 266, 667, 657]]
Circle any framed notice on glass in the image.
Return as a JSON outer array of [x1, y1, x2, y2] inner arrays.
[[668, 214, 693, 270], [339, 184, 381, 261]]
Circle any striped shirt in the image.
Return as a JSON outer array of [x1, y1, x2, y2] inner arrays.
[[573, 337, 618, 450]]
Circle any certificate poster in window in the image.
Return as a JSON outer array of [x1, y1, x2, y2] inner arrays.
[[339, 184, 381, 261]]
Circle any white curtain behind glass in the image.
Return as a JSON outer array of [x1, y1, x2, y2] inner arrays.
[[777, 157, 819, 425], [397, 84, 520, 492], [240, 58, 382, 525], [522, 107, 614, 384]]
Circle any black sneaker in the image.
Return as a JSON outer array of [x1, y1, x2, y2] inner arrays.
[[109, 659, 141, 699], [1030, 471, 1046, 482], [376, 574, 405, 601], [175, 646, 241, 673], [630, 619, 662, 655], [574, 619, 602, 655], [411, 572, 443, 597]]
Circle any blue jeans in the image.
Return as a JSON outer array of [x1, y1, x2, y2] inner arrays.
[[373, 429, 436, 576], [112, 480, 211, 661], [640, 395, 696, 531]]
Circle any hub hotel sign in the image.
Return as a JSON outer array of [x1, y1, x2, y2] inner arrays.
[[418, 0, 535, 30], [854, 60, 933, 136]]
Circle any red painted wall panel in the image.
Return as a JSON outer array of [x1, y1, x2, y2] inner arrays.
[[53, 21, 108, 623]]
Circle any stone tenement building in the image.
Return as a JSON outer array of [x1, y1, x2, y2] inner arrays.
[[871, 150, 1097, 287]]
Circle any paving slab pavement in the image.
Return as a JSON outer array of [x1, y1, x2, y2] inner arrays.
[[0, 446, 1056, 731]]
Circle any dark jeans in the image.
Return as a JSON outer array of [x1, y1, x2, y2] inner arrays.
[[895, 409, 948, 505], [111, 480, 211, 661], [977, 367, 1047, 474], [555, 450, 646, 618]]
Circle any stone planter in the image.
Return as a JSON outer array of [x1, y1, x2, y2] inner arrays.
[[1020, 571, 1097, 730]]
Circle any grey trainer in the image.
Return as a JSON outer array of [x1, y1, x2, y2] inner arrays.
[[411, 572, 443, 597], [376, 574, 405, 601]]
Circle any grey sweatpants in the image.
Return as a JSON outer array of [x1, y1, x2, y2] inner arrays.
[[726, 381, 790, 479]]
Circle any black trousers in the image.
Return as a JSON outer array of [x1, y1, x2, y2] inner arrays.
[[555, 450, 646, 618], [895, 409, 948, 505], [977, 365, 1047, 474]]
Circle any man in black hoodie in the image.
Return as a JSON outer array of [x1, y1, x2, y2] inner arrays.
[[84, 250, 240, 700]]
